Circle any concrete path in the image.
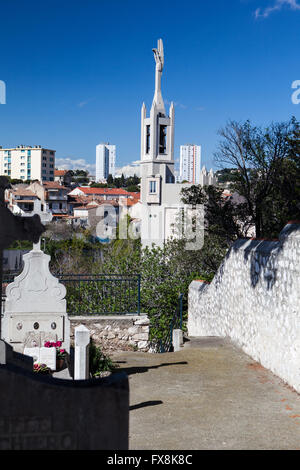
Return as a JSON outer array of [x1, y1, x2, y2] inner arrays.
[[111, 337, 300, 450]]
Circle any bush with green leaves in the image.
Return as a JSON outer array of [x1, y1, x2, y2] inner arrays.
[[44, 232, 224, 348], [89, 340, 118, 377]]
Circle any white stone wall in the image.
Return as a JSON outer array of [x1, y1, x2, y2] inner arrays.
[[188, 222, 300, 393]]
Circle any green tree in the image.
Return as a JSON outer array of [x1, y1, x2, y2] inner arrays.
[[107, 174, 114, 185], [181, 184, 250, 243]]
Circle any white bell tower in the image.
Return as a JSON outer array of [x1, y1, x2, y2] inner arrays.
[[140, 39, 175, 206], [139, 39, 216, 248], [139, 39, 198, 248]]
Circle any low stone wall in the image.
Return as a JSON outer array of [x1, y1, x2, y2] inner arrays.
[[188, 222, 300, 394], [0, 363, 129, 450], [69, 315, 150, 354]]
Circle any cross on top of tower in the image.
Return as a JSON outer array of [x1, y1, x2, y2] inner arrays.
[[152, 38, 166, 115]]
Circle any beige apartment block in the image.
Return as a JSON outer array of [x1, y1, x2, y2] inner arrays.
[[0, 145, 55, 182]]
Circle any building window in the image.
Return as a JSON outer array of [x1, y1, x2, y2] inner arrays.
[[149, 181, 157, 194], [159, 125, 167, 154], [146, 125, 150, 154]]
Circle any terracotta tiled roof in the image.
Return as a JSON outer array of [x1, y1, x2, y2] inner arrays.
[[43, 181, 68, 190], [78, 187, 130, 196], [127, 192, 141, 198], [121, 199, 138, 207], [54, 170, 69, 176], [13, 189, 37, 197], [74, 205, 99, 210]]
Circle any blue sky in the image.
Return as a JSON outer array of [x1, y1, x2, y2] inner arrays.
[[0, 0, 300, 174]]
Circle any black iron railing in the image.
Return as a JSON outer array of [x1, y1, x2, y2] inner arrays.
[[2, 272, 141, 316], [57, 274, 141, 316]]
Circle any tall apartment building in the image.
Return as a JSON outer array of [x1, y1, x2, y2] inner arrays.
[[95, 143, 116, 182], [0, 145, 56, 182], [179, 144, 201, 184]]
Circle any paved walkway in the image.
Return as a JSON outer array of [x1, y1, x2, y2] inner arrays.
[[111, 337, 300, 450]]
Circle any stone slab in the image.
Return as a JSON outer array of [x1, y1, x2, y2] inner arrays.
[[24, 347, 56, 370], [0, 364, 129, 450]]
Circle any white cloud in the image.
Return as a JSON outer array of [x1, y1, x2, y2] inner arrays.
[[165, 99, 187, 109], [115, 161, 140, 178], [56, 157, 141, 178], [255, 0, 300, 18], [78, 100, 89, 108], [56, 157, 96, 174]]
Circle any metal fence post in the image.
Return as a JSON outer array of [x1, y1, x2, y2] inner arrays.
[[137, 274, 141, 316], [179, 293, 183, 329]]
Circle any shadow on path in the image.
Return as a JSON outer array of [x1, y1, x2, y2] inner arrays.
[[114, 361, 188, 376], [130, 400, 163, 411]]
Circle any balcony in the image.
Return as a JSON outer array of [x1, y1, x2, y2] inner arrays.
[[46, 192, 68, 201]]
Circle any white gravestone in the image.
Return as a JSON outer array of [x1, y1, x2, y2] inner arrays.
[[2, 245, 70, 355], [74, 325, 90, 380]]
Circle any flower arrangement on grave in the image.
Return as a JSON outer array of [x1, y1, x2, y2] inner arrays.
[[44, 341, 67, 359], [33, 363, 51, 374]]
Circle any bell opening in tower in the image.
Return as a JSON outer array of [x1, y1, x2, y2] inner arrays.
[[159, 125, 167, 155], [146, 125, 150, 154]]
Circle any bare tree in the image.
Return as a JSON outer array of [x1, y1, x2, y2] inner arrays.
[[214, 118, 299, 238]]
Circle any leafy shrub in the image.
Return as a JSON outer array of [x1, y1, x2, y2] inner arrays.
[[89, 340, 118, 377]]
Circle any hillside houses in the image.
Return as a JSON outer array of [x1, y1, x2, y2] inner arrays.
[[4, 181, 141, 229]]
